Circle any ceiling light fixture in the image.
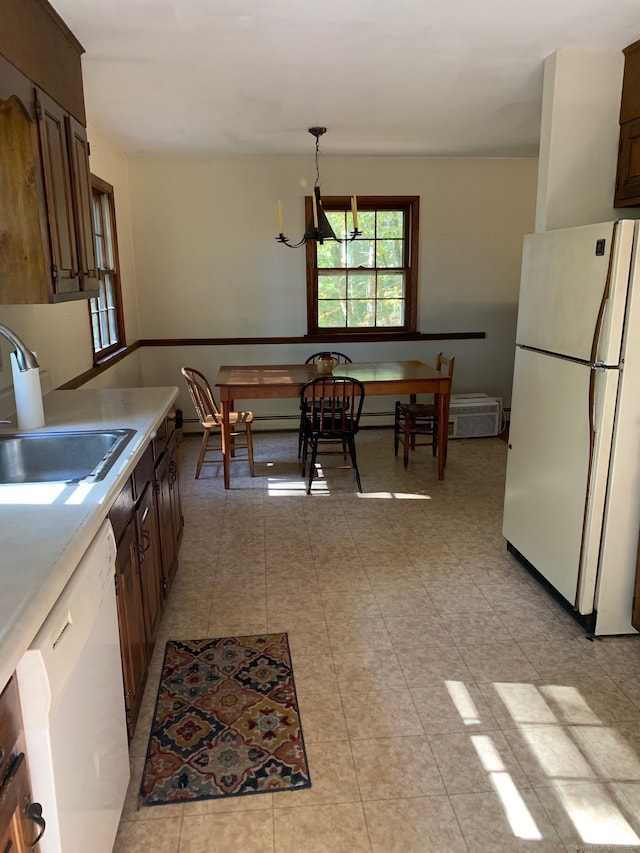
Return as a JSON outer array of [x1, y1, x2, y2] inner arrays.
[[275, 127, 360, 248]]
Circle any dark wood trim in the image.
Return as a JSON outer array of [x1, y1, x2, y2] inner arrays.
[[139, 332, 486, 347], [305, 195, 420, 336], [89, 173, 127, 361], [55, 333, 485, 389], [57, 341, 140, 389]]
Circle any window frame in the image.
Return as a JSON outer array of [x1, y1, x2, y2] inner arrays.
[[305, 195, 419, 337], [88, 174, 126, 364]]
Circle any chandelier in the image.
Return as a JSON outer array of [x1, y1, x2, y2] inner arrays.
[[276, 127, 360, 248]]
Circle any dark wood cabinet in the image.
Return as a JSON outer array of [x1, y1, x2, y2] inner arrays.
[[114, 517, 148, 740], [0, 677, 43, 852], [154, 416, 184, 595], [35, 88, 79, 296], [109, 427, 183, 738], [0, 1, 97, 303], [615, 39, 640, 207], [136, 480, 163, 659], [66, 114, 99, 292]]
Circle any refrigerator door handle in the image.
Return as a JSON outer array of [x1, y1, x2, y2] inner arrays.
[[591, 362, 620, 371]]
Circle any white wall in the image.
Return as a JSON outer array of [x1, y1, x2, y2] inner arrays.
[[128, 155, 537, 422], [536, 49, 635, 230], [0, 143, 537, 422]]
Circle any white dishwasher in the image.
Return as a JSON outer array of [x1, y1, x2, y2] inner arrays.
[[16, 519, 130, 853]]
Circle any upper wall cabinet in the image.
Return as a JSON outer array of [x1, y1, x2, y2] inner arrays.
[[0, 0, 98, 303], [614, 39, 640, 207]]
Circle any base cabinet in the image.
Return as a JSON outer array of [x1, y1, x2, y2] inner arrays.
[[154, 414, 184, 595], [136, 480, 163, 659], [0, 678, 44, 852], [109, 421, 183, 739], [114, 517, 148, 739]]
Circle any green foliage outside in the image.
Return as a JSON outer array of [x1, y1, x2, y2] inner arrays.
[[317, 209, 406, 328]]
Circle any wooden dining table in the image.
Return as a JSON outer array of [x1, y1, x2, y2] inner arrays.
[[214, 360, 452, 488]]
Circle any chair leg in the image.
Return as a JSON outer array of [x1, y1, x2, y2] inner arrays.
[[403, 414, 412, 467], [348, 435, 362, 492], [300, 428, 308, 476], [393, 402, 400, 456], [297, 412, 304, 458], [246, 423, 255, 476], [195, 428, 210, 478], [307, 439, 318, 493]]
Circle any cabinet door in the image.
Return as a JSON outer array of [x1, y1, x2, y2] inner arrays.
[[66, 115, 99, 295], [615, 117, 640, 206], [0, 754, 44, 853], [35, 88, 79, 295], [135, 481, 163, 657], [168, 432, 184, 563], [114, 518, 148, 739], [155, 450, 175, 595], [0, 93, 51, 304]]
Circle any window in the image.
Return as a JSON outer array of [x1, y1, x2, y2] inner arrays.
[[306, 196, 419, 336], [88, 175, 125, 361]]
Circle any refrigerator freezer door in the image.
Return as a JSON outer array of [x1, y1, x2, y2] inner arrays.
[[516, 220, 635, 365], [503, 348, 614, 607]]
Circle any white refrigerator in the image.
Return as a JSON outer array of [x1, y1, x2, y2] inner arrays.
[[502, 219, 640, 636]]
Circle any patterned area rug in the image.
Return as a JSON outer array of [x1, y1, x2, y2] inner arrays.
[[140, 633, 311, 806]]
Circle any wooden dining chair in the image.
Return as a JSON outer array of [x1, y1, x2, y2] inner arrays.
[[304, 351, 352, 366], [300, 375, 365, 493], [297, 352, 353, 457], [181, 366, 254, 479], [393, 352, 455, 467]]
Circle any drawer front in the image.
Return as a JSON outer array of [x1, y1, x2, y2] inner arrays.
[[109, 477, 135, 544], [0, 677, 20, 783], [152, 417, 168, 464], [132, 444, 154, 502]]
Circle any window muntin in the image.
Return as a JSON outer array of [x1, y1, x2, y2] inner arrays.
[[307, 196, 418, 336]]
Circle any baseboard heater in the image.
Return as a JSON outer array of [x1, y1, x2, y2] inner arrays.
[[182, 397, 503, 438]]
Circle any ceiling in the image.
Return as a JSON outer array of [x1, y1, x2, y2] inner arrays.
[[50, 0, 640, 159]]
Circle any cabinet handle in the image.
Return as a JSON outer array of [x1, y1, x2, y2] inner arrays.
[[24, 797, 46, 848], [169, 460, 178, 486], [135, 529, 151, 561]]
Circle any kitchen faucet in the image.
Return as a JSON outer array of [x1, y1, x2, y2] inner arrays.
[[0, 323, 40, 371], [0, 323, 44, 429]]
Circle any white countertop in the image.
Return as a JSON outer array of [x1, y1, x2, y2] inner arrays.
[[0, 386, 179, 692]]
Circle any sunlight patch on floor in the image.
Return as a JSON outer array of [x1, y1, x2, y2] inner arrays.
[[554, 783, 640, 845], [456, 680, 640, 846], [445, 680, 481, 725], [471, 735, 542, 840]]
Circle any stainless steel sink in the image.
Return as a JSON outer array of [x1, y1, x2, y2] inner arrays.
[[0, 429, 136, 484]]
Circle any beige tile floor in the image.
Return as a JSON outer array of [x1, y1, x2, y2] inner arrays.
[[114, 429, 640, 853]]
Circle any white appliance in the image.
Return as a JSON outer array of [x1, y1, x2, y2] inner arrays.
[[448, 394, 502, 438], [503, 219, 640, 635], [16, 519, 130, 853]]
